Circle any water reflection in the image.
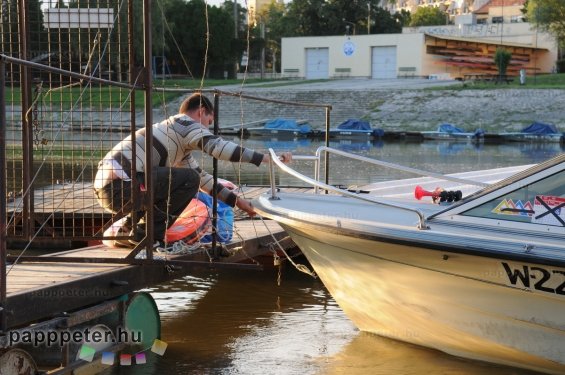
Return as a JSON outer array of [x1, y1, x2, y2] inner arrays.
[[100, 266, 541, 375], [262, 138, 312, 150], [329, 139, 375, 152], [317, 332, 540, 375], [420, 141, 483, 156]]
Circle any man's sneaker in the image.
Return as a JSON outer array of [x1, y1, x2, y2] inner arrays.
[[128, 238, 167, 251], [114, 226, 134, 248]]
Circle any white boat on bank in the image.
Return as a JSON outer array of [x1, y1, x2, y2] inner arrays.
[[254, 147, 565, 375]]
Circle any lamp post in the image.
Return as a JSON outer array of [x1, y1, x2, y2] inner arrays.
[[343, 19, 356, 35]]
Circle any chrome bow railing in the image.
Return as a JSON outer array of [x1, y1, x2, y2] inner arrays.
[[267, 146, 488, 230]]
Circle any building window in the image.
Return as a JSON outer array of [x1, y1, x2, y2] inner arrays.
[[492, 16, 503, 23]]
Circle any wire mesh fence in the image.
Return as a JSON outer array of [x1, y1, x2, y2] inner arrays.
[[1, 0, 332, 249], [3, 0, 139, 245]]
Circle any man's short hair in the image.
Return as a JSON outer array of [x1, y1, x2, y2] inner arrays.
[[179, 93, 214, 115]]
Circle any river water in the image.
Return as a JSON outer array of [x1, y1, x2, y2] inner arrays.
[[100, 139, 562, 375]]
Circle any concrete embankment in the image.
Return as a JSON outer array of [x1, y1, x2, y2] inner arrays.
[[9, 80, 562, 133], [160, 81, 565, 132]]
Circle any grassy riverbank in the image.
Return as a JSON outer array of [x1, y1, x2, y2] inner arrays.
[[428, 73, 565, 90], [7, 73, 564, 112]]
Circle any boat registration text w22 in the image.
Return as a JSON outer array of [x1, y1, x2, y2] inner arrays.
[[502, 262, 565, 295]]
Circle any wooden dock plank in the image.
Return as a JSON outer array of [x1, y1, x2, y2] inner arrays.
[[7, 183, 314, 218], [3, 214, 296, 329]]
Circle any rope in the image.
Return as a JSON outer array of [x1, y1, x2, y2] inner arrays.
[[258, 215, 317, 279]]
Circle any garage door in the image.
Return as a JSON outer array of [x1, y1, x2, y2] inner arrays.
[[306, 48, 329, 80], [371, 46, 397, 79]]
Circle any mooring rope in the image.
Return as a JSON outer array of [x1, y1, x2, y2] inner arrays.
[[258, 215, 317, 279]]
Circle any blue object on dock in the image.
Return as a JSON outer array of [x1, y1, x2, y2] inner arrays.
[[325, 119, 375, 140], [197, 192, 234, 243], [264, 118, 312, 134], [521, 121, 558, 134], [437, 123, 465, 133], [373, 128, 385, 138], [336, 119, 371, 131]]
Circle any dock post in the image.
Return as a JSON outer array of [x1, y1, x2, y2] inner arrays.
[[324, 106, 331, 188], [268, 151, 279, 200], [0, 59, 7, 332], [211, 93, 220, 259], [143, 0, 154, 259]]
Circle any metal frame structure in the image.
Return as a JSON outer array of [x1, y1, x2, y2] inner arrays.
[[0, 0, 334, 334]]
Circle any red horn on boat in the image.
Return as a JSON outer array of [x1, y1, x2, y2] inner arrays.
[[414, 185, 442, 200], [414, 186, 463, 203]]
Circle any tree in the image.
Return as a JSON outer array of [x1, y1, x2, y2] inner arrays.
[[1, 0, 47, 84], [394, 9, 412, 29], [520, 0, 528, 21], [409, 6, 447, 27], [262, 0, 402, 37], [494, 48, 512, 79], [527, 0, 565, 49]]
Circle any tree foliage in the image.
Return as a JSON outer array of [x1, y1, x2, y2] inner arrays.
[[527, 0, 565, 48], [494, 48, 512, 76], [409, 6, 447, 27], [263, 0, 404, 37], [5, 0, 416, 79]]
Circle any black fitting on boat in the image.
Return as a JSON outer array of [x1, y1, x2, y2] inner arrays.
[[437, 190, 463, 203]]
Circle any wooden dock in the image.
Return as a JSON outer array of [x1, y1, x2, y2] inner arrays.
[[1, 184, 311, 373], [5, 219, 295, 329], [4, 184, 309, 330]]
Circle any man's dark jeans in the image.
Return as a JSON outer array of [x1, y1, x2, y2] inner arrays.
[[95, 167, 200, 241]]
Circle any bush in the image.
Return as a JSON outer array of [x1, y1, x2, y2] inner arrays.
[[556, 59, 565, 73], [494, 48, 512, 76]]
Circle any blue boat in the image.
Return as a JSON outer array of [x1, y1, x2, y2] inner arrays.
[[500, 121, 565, 143], [247, 118, 312, 138], [421, 123, 484, 142], [324, 119, 380, 140]]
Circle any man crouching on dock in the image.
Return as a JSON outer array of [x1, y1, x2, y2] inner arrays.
[[94, 93, 292, 249]]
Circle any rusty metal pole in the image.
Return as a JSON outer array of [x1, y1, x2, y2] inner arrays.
[[0, 59, 8, 332], [18, 0, 32, 241], [143, 0, 154, 259], [212, 93, 220, 259], [128, 0, 140, 232]]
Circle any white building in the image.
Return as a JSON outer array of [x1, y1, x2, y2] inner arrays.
[[281, 22, 556, 80]]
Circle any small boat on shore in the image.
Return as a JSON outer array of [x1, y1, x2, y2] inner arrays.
[[421, 123, 484, 142], [323, 119, 377, 140], [254, 147, 565, 375], [500, 121, 565, 143], [247, 118, 312, 138]]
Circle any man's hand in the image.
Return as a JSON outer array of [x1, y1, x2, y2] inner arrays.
[[262, 151, 293, 164], [236, 197, 256, 217], [279, 152, 292, 164]]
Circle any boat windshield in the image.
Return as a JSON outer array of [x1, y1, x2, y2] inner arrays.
[[461, 170, 565, 227]]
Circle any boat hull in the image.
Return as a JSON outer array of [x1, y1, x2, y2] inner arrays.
[[282, 224, 565, 374]]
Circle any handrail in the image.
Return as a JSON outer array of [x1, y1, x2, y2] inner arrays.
[[315, 146, 489, 188], [267, 149, 429, 230], [269, 155, 319, 200]]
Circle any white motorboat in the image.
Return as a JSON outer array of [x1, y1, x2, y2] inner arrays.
[[253, 147, 565, 375]]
